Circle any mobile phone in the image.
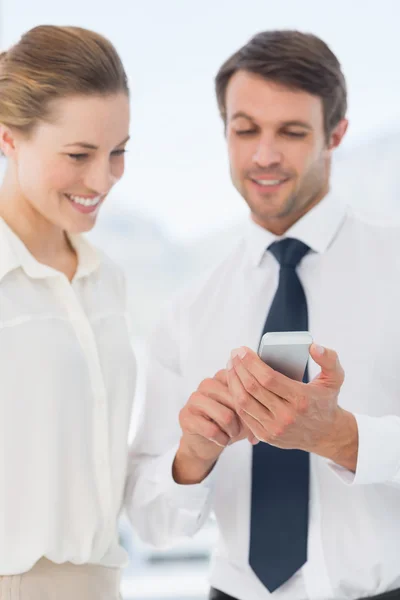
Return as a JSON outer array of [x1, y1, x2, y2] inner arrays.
[[257, 331, 313, 381]]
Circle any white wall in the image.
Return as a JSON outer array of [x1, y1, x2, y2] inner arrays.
[[1, 0, 400, 241]]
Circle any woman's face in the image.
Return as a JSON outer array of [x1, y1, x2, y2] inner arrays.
[[7, 92, 130, 233]]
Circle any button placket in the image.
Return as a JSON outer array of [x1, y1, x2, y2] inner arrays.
[[48, 277, 113, 520]]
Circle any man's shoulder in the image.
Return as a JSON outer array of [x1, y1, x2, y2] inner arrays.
[[335, 211, 400, 282], [162, 233, 247, 319], [185, 239, 246, 299], [342, 210, 400, 250]]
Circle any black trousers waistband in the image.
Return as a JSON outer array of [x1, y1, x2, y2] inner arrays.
[[209, 587, 400, 600]]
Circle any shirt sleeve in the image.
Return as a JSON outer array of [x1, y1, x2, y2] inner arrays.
[[124, 298, 215, 548], [327, 413, 400, 488]]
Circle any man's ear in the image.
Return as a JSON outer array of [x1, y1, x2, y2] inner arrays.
[[328, 118, 349, 151], [0, 124, 17, 158]]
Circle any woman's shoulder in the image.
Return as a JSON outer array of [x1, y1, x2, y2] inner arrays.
[[95, 249, 126, 289]]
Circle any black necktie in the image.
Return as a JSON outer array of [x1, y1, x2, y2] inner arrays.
[[249, 238, 310, 593]]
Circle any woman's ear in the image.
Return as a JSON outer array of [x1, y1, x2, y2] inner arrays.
[[0, 125, 17, 158]]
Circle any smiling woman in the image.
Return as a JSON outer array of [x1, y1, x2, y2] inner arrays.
[[0, 25, 135, 600], [0, 26, 130, 252]]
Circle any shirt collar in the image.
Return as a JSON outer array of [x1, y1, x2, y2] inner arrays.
[[0, 217, 101, 283], [245, 192, 348, 267], [0, 219, 19, 282], [68, 234, 102, 279]]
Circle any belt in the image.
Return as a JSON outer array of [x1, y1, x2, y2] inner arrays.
[[209, 587, 400, 600]]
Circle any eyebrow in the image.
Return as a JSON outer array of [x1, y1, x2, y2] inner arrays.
[[230, 112, 312, 130], [230, 111, 256, 123], [281, 120, 313, 130], [64, 135, 130, 150]]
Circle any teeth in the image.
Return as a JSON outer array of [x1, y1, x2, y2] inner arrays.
[[67, 194, 101, 207], [254, 179, 282, 186]]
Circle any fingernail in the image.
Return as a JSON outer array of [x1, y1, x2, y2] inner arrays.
[[314, 344, 325, 355], [226, 359, 233, 370], [231, 347, 247, 359]]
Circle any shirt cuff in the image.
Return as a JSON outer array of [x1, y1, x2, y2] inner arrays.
[[155, 444, 216, 508], [327, 413, 400, 486]]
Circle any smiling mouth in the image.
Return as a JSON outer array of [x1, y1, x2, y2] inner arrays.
[[65, 193, 102, 207], [251, 178, 289, 187]]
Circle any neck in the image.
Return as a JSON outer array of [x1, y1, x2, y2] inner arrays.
[[0, 165, 73, 264]]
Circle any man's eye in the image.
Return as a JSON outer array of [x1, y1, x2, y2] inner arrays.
[[68, 153, 88, 161], [284, 131, 307, 138], [111, 149, 126, 157], [236, 130, 257, 136]]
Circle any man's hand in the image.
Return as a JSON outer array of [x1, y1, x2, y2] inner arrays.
[[227, 344, 358, 471], [173, 370, 259, 485]]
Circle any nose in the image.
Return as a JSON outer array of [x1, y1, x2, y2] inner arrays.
[[84, 158, 118, 196], [252, 134, 282, 168]]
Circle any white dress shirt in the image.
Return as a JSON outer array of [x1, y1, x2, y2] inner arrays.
[[0, 218, 136, 575], [126, 193, 400, 600]]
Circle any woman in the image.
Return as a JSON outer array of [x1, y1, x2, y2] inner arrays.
[[0, 25, 135, 599]]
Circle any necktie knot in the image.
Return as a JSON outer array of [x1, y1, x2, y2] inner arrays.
[[268, 238, 310, 268]]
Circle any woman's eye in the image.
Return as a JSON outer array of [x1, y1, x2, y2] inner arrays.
[[67, 149, 127, 161], [68, 153, 88, 161]]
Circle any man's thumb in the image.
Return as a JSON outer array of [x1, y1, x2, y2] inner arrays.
[[309, 343, 345, 388]]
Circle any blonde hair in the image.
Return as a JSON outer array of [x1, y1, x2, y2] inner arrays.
[[0, 25, 129, 135]]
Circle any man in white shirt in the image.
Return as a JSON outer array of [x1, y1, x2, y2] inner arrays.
[[125, 30, 400, 600]]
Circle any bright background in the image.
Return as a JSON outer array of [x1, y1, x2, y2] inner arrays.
[[1, 1, 400, 598]]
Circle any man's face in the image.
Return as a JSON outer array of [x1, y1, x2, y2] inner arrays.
[[225, 71, 346, 233]]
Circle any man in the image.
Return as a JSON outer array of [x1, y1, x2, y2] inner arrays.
[[125, 31, 400, 600]]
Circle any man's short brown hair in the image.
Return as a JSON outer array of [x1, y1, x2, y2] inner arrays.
[[215, 30, 347, 140]]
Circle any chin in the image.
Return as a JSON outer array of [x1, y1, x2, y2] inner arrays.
[[248, 198, 289, 220], [65, 216, 98, 235]]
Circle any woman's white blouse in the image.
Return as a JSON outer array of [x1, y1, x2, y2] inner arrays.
[[0, 218, 136, 575]]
